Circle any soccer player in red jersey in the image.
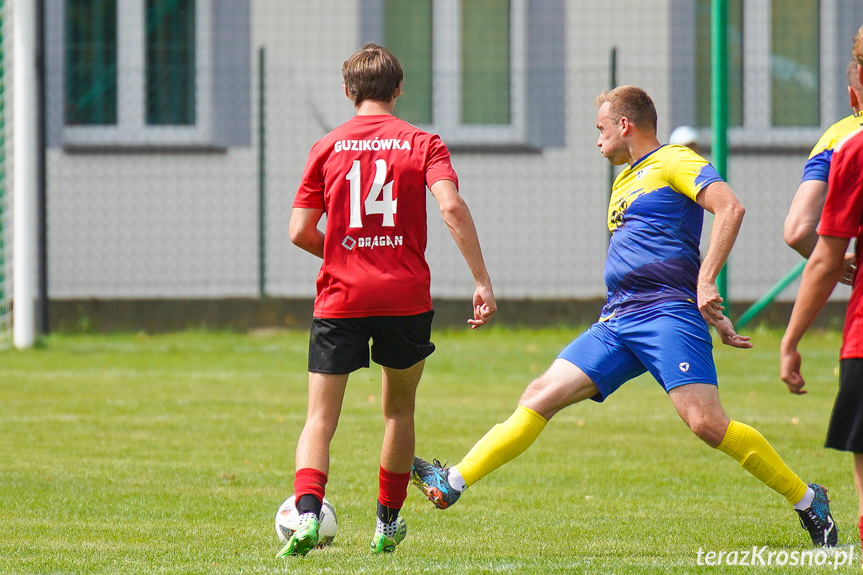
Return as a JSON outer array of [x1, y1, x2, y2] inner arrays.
[[278, 44, 496, 557], [782, 25, 863, 561]]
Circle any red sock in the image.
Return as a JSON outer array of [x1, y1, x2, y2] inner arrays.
[[858, 515, 863, 555], [378, 466, 410, 510], [294, 468, 327, 503]]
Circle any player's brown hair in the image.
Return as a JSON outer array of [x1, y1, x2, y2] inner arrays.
[[594, 85, 658, 133], [342, 43, 403, 107]]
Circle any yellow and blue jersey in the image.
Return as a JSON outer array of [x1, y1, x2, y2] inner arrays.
[[602, 144, 723, 318], [801, 111, 863, 183]]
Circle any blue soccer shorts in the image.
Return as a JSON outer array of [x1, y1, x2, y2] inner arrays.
[[558, 300, 718, 402]]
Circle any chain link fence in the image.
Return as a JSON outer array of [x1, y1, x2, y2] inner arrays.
[[7, 0, 860, 330]]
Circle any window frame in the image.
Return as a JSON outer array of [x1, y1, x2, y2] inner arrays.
[[428, 0, 527, 146], [671, 0, 859, 149], [361, 0, 564, 150], [47, 0, 251, 151], [61, 0, 214, 148], [737, 0, 826, 146]]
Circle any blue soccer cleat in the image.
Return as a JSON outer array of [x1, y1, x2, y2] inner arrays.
[[796, 483, 838, 547], [411, 456, 461, 510]]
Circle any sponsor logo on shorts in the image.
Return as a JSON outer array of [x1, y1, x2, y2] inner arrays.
[[679, 362, 690, 372]]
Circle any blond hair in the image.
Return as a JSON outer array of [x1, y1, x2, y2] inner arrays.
[[594, 85, 658, 132]]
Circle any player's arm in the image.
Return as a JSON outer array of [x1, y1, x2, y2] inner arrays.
[[784, 179, 828, 258], [289, 207, 325, 258], [784, 179, 856, 285], [780, 234, 849, 394], [429, 179, 497, 328], [695, 181, 752, 349]]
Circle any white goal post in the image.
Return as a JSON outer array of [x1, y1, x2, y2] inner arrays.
[[12, 0, 38, 348], [0, 0, 9, 346]]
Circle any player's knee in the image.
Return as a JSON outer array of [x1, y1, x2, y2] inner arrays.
[[686, 416, 726, 447], [305, 412, 341, 440], [382, 404, 415, 422], [519, 376, 563, 417]]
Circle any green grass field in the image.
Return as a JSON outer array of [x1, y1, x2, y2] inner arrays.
[[0, 326, 858, 574]]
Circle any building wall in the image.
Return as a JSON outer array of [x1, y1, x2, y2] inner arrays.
[[43, 0, 857, 307]]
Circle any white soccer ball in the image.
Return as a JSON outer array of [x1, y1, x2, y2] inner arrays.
[[274, 495, 338, 547]]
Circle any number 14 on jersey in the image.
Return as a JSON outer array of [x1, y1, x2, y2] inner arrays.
[[347, 159, 397, 228]]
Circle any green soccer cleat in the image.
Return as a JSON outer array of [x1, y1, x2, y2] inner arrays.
[[276, 516, 320, 558], [370, 516, 407, 554], [796, 483, 838, 547], [411, 456, 461, 509]]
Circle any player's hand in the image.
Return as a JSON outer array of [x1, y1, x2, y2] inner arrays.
[[779, 346, 807, 395], [468, 286, 496, 329], [709, 314, 753, 349], [697, 281, 726, 325], [839, 252, 857, 286]]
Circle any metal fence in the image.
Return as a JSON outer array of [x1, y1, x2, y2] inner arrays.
[[7, 1, 863, 331]]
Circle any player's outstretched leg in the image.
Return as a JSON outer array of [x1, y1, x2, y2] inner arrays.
[[715, 420, 838, 546], [795, 483, 838, 547], [371, 515, 407, 554], [672, 386, 839, 547], [411, 457, 461, 509], [412, 405, 548, 509], [276, 513, 320, 558]]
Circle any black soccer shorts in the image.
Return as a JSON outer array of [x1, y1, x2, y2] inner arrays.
[[826, 358, 863, 453], [307, 310, 435, 374]]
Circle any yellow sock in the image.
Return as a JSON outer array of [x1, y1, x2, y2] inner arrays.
[[716, 420, 808, 505], [454, 405, 547, 488]]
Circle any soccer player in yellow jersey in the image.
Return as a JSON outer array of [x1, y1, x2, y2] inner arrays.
[[412, 85, 838, 547], [785, 60, 863, 285]]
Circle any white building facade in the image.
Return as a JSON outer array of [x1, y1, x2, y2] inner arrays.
[[35, 0, 863, 324]]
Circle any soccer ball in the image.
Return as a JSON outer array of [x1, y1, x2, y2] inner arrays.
[[274, 495, 338, 547]]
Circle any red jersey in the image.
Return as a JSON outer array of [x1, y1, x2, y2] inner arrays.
[[294, 115, 458, 318], [820, 126, 863, 358]]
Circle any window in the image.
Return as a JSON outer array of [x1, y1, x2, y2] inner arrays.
[[460, 0, 511, 126], [65, 0, 117, 125], [671, 0, 861, 148], [382, 0, 524, 144], [361, 0, 564, 150], [146, 0, 196, 126], [770, 0, 820, 127], [383, 0, 433, 125], [694, 0, 744, 128], [48, 0, 250, 149]]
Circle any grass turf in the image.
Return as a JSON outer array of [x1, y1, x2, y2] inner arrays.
[[0, 326, 857, 573]]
